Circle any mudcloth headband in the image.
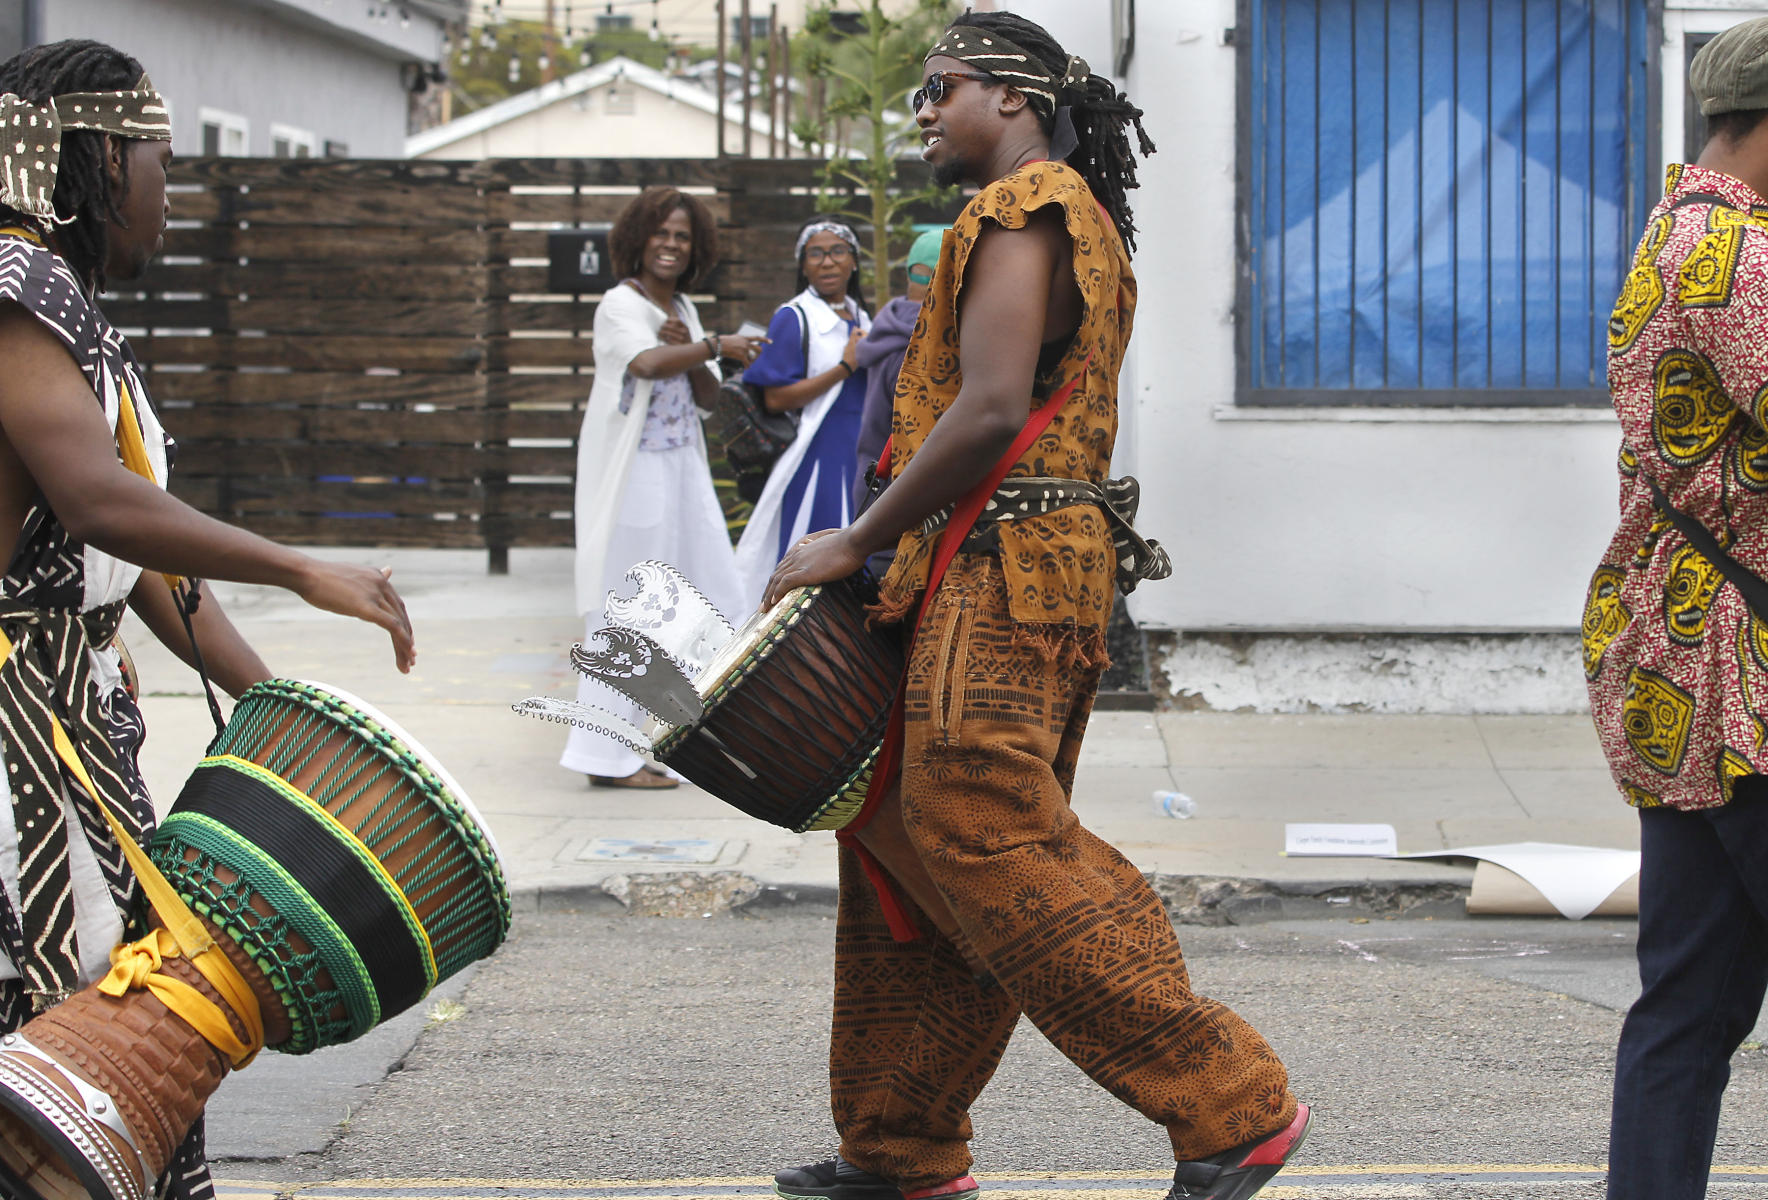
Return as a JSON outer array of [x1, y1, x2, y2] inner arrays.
[[925, 28, 1090, 118], [0, 72, 170, 224], [925, 29, 1089, 159], [794, 219, 861, 260]]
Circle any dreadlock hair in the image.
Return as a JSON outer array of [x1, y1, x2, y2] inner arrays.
[[0, 40, 145, 292], [946, 11, 1156, 255], [793, 216, 869, 311]]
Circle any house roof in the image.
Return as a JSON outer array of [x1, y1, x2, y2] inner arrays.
[[406, 55, 805, 158]]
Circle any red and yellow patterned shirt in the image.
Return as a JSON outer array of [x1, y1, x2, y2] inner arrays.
[[876, 161, 1136, 636], [1586, 163, 1768, 810]]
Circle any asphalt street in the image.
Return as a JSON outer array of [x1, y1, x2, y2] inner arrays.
[[207, 909, 1768, 1200]]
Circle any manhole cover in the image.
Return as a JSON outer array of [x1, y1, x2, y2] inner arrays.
[[577, 837, 729, 864]]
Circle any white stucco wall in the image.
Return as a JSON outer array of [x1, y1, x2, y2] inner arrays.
[[1005, 0, 1630, 636], [45, 0, 448, 158], [416, 80, 756, 160]]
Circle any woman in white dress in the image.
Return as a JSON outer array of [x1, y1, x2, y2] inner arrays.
[[563, 188, 766, 789], [731, 218, 872, 608]]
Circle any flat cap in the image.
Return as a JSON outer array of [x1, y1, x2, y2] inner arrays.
[[1692, 18, 1768, 116]]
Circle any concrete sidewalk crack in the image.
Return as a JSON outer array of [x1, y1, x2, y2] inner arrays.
[[1472, 716, 1532, 817]]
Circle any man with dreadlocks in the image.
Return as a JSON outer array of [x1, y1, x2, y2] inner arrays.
[[0, 39, 415, 1200], [760, 13, 1309, 1200]]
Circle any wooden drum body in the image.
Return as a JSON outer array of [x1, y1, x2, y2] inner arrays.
[[654, 574, 902, 832], [0, 680, 510, 1200]]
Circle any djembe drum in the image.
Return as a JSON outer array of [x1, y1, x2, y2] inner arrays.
[[653, 573, 902, 832], [0, 680, 510, 1200]]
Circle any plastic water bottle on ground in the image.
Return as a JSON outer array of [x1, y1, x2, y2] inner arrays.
[[1152, 790, 1197, 819]]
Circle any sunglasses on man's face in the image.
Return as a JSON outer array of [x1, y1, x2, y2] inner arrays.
[[912, 70, 995, 114]]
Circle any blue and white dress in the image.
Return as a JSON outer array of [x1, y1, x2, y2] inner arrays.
[[731, 288, 870, 606]]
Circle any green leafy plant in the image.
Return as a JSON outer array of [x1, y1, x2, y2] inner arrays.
[[792, 0, 959, 295]]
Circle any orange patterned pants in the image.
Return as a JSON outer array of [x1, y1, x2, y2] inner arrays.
[[830, 557, 1296, 1187]]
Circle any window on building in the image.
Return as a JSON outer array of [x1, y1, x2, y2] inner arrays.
[[271, 124, 317, 158], [1241, 0, 1654, 406], [731, 14, 771, 41], [597, 13, 633, 31], [1685, 32, 1716, 161], [199, 108, 248, 157], [323, 138, 350, 158]]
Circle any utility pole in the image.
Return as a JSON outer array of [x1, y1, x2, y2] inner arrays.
[[766, 6, 778, 158], [541, 0, 558, 83], [740, 0, 754, 157], [715, 0, 727, 157], [779, 24, 791, 158]]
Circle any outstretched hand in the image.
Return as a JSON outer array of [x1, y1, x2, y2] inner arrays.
[[295, 562, 416, 673], [762, 529, 866, 609]]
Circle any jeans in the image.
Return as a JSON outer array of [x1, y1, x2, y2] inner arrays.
[[1608, 782, 1768, 1200]]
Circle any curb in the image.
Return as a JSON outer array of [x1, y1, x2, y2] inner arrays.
[[510, 871, 1473, 924]]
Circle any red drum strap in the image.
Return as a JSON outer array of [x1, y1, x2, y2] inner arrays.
[[838, 353, 1094, 942]]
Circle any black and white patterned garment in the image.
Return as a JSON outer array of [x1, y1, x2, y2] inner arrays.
[[0, 229, 214, 1200]]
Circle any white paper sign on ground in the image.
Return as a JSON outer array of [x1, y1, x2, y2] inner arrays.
[[1398, 842, 1640, 921], [1280, 827, 1639, 920], [1284, 823, 1399, 857]]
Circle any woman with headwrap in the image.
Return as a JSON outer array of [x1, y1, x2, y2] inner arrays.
[[730, 217, 872, 608]]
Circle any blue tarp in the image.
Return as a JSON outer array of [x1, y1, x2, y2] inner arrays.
[[1248, 0, 1650, 394]]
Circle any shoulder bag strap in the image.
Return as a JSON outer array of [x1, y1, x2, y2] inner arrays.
[[788, 300, 811, 375], [1646, 476, 1768, 621]]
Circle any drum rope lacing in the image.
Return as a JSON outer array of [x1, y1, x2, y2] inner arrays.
[[213, 682, 510, 969]]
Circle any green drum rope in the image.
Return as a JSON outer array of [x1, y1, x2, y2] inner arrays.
[[210, 682, 510, 977]]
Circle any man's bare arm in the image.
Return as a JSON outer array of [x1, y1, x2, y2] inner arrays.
[[0, 304, 415, 672]]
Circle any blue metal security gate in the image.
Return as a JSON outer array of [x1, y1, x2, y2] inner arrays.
[[1241, 0, 1655, 405]]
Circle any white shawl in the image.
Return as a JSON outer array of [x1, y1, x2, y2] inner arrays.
[[573, 283, 712, 617], [731, 288, 871, 609]]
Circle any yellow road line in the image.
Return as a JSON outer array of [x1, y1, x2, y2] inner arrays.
[[217, 1165, 1768, 1185], [213, 1163, 1768, 1198]]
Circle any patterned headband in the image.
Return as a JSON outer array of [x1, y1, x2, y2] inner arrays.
[[794, 220, 861, 260], [0, 73, 171, 224], [925, 28, 1091, 118]]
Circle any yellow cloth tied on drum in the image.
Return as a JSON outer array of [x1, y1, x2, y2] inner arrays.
[[99, 929, 259, 1068]]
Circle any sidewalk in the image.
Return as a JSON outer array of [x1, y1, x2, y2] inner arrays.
[[124, 548, 1635, 923]]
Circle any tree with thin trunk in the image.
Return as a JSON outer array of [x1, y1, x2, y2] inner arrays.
[[793, 0, 958, 295]]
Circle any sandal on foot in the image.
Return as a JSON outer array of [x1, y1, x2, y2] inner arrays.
[[1166, 1103, 1312, 1200], [588, 766, 679, 790]]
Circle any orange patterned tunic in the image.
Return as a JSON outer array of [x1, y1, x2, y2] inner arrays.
[[874, 161, 1135, 638], [1586, 164, 1768, 810]]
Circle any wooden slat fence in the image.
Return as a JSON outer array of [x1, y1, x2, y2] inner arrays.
[[118, 156, 898, 571]]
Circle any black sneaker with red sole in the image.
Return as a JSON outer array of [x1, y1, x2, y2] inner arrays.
[[1166, 1103, 1313, 1200], [774, 1156, 980, 1200]]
